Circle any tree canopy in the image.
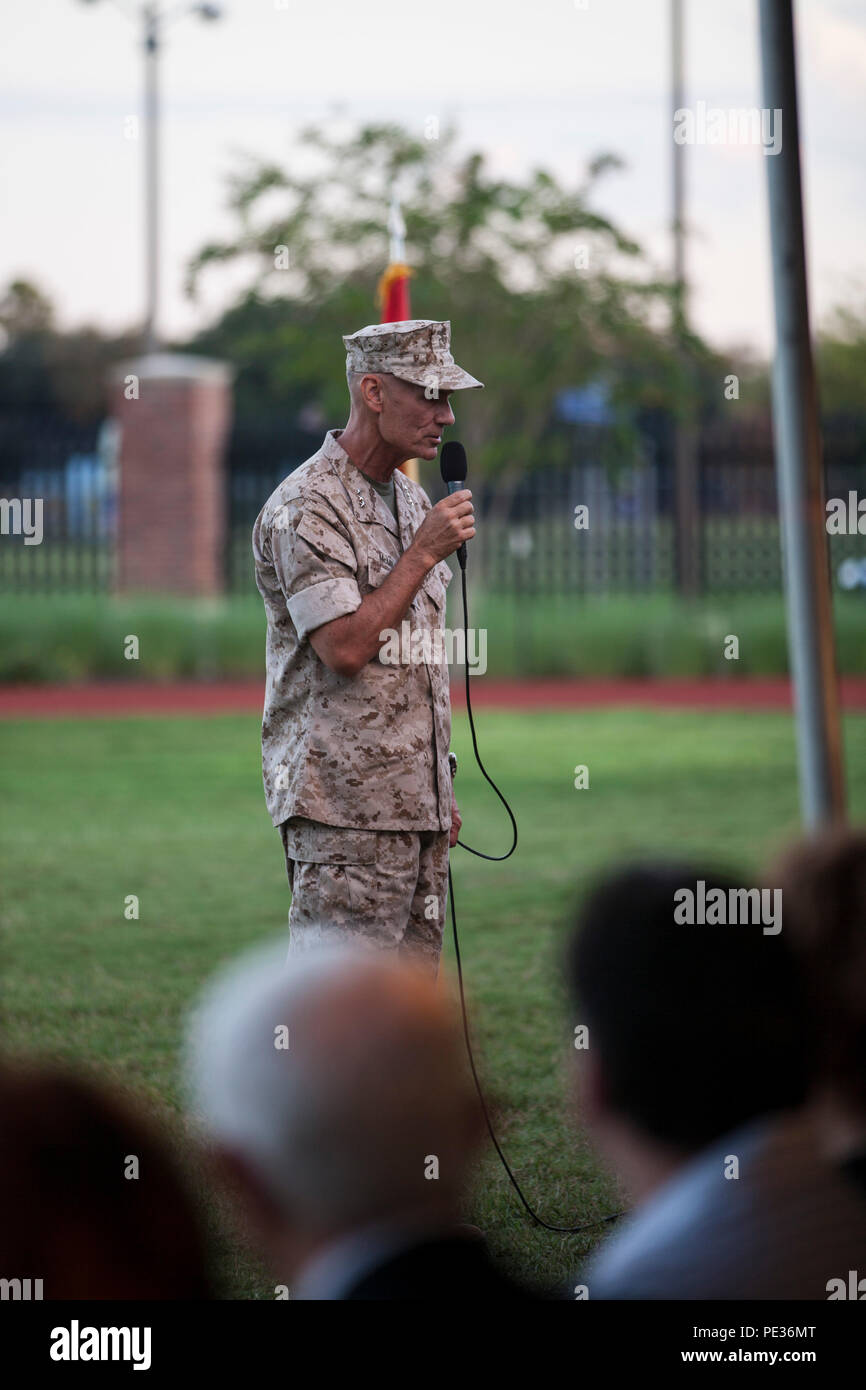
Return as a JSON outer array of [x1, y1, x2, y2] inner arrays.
[[184, 120, 710, 473]]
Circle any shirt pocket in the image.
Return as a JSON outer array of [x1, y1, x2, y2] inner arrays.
[[281, 820, 377, 865], [420, 563, 448, 613], [366, 547, 398, 591]]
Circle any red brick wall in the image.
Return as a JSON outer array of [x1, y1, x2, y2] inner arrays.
[[110, 357, 233, 596]]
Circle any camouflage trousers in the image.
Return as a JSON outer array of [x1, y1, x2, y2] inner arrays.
[[278, 817, 450, 977]]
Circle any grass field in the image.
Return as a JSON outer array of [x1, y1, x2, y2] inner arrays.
[[2, 706, 866, 1297]]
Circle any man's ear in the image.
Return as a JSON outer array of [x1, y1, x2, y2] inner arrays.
[[360, 373, 385, 414]]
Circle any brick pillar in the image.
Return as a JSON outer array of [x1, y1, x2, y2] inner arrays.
[[108, 353, 234, 596]]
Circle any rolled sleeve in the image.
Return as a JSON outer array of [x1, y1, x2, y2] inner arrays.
[[270, 500, 362, 640], [287, 576, 361, 641]]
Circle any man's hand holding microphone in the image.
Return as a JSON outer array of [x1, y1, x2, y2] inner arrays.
[[411, 488, 475, 571]]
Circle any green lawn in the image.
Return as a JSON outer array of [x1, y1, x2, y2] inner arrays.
[[2, 707, 865, 1297]]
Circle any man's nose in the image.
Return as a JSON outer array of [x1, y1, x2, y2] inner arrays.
[[434, 401, 456, 426]]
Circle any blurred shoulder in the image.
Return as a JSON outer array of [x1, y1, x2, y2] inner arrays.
[[257, 449, 351, 536]]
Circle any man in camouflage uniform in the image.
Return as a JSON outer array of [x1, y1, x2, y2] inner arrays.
[[252, 320, 482, 976]]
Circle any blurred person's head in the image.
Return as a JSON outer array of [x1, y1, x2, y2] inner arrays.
[[564, 862, 812, 1203], [344, 369, 456, 466], [183, 942, 484, 1282], [767, 827, 866, 1157], [0, 1063, 213, 1299]]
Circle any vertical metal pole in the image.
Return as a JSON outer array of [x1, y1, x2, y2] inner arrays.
[[758, 0, 845, 825], [671, 0, 700, 597], [671, 0, 686, 309], [143, 3, 160, 355]]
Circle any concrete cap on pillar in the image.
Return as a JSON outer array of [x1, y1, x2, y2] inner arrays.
[[108, 352, 235, 385]]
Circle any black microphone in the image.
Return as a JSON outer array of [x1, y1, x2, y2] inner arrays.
[[440, 440, 469, 570]]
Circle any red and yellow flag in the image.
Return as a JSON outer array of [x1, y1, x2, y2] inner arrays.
[[377, 260, 413, 325]]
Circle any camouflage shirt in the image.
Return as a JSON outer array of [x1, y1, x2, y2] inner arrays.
[[252, 428, 453, 832]]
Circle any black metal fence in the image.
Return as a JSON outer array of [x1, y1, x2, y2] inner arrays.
[[227, 417, 866, 599], [0, 411, 113, 594], [2, 411, 865, 598]]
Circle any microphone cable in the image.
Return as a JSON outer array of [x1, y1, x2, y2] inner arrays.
[[448, 563, 626, 1235]]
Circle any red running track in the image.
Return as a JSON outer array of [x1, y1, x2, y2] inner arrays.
[[2, 677, 866, 719]]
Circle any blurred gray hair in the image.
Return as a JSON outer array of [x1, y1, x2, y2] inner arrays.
[[182, 940, 478, 1230]]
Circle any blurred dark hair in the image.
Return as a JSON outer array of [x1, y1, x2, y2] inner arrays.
[[0, 1063, 213, 1299], [768, 827, 866, 1111], [565, 862, 813, 1151]]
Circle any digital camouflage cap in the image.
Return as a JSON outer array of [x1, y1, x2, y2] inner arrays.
[[343, 319, 484, 393]]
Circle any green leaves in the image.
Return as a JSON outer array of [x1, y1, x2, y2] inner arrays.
[[182, 120, 702, 473]]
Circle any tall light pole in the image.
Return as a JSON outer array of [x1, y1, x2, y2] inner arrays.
[[671, 0, 686, 321], [143, 3, 160, 356], [670, 0, 700, 598], [79, 1, 223, 355], [758, 0, 846, 826]]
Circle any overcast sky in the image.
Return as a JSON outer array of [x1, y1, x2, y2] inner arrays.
[[2, 0, 864, 356]]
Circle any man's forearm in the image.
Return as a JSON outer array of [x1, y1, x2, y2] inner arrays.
[[311, 543, 434, 676]]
